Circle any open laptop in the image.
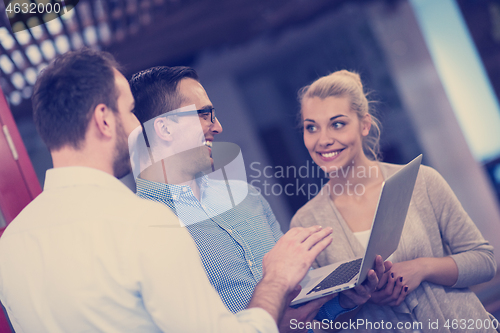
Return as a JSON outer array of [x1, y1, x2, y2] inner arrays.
[[291, 154, 422, 306]]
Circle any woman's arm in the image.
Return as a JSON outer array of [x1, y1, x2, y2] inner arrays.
[[388, 256, 458, 295], [370, 256, 457, 306], [371, 165, 495, 305], [419, 256, 458, 286], [423, 166, 496, 287], [378, 166, 495, 298]]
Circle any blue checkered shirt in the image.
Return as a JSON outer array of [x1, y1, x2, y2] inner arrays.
[[136, 176, 348, 324]]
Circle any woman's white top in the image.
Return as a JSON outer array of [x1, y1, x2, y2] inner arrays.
[[354, 228, 394, 262]]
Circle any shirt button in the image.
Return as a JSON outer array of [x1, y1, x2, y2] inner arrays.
[[172, 195, 177, 200], [228, 230, 232, 234], [182, 188, 187, 192], [201, 204, 206, 209], [248, 261, 253, 266]]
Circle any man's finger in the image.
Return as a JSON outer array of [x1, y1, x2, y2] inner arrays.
[[286, 226, 322, 243], [301, 227, 333, 250], [306, 234, 332, 260]]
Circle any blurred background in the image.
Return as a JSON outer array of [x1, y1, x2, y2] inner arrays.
[[1, 0, 500, 321]]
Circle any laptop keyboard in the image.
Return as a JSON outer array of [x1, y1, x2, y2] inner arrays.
[[307, 258, 363, 295]]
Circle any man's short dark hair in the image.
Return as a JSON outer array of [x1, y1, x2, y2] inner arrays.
[[32, 48, 120, 151], [129, 66, 199, 124]]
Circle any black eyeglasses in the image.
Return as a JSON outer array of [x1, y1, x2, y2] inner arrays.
[[167, 107, 216, 123]]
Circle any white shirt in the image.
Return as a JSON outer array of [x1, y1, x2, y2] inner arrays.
[[0, 167, 277, 333], [353, 228, 394, 262], [353, 229, 371, 249]]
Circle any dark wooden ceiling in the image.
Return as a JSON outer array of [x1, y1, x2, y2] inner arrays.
[[1, 0, 366, 118], [2, 0, 499, 120], [106, 0, 361, 75]]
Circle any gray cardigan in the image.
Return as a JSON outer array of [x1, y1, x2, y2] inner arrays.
[[291, 163, 497, 332]]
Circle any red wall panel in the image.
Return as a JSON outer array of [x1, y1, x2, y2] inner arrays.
[[0, 87, 43, 333], [0, 88, 41, 224]]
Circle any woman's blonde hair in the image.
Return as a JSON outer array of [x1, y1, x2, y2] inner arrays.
[[298, 70, 381, 161]]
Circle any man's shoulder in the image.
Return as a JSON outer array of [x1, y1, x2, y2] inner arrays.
[[4, 185, 180, 237], [114, 191, 182, 227], [81, 182, 177, 224]]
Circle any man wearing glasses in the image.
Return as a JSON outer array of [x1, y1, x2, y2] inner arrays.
[[129, 66, 383, 332]]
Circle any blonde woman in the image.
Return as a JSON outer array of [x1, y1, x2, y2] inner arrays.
[[290, 70, 497, 332]]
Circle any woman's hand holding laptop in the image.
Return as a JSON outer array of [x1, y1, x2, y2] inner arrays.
[[338, 255, 386, 309]]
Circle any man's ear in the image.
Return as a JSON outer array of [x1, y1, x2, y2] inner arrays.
[[360, 113, 372, 137], [153, 118, 173, 142], [93, 103, 114, 138]]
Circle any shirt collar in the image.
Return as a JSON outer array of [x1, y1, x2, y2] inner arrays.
[[43, 167, 131, 193], [197, 175, 209, 194]]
